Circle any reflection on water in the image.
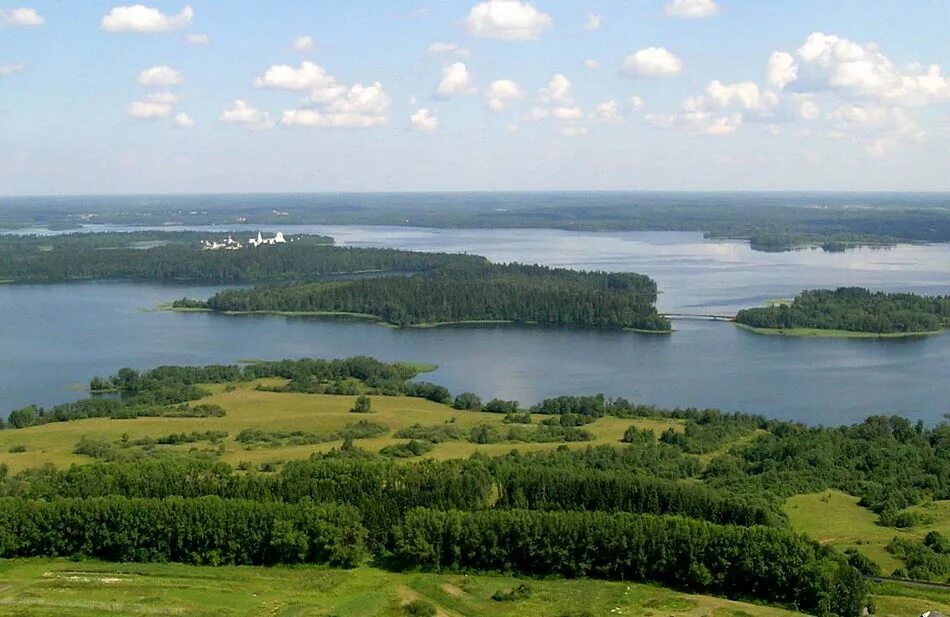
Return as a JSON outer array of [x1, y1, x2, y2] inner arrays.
[[1, 228, 948, 425]]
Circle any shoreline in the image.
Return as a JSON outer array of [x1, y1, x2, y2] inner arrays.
[[734, 322, 945, 339], [159, 304, 673, 334]]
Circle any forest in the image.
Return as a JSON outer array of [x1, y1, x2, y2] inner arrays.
[[176, 263, 671, 331], [0, 231, 481, 283], [735, 287, 950, 334], [7, 357, 950, 613]]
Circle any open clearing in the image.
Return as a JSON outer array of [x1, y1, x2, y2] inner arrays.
[[785, 490, 950, 575], [0, 380, 685, 473]]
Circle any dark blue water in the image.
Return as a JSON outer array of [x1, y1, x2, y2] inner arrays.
[[2, 228, 948, 425]]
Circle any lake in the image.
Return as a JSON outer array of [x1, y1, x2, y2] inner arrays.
[[2, 226, 949, 425]]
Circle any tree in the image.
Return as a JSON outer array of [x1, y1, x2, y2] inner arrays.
[[351, 395, 373, 414], [453, 392, 482, 410]]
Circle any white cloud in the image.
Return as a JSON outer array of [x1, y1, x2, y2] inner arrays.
[[590, 100, 620, 122], [437, 62, 475, 97], [253, 61, 390, 128], [551, 105, 583, 120], [705, 80, 779, 114], [767, 51, 797, 90], [101, 5, 193, 32], [795, 95, 820, 120], [796, 32, 949, 106], [561, 125, 589, 137], [220, 99, 275, 130], [539, 73, 573, 103], [281, 83, 390, 128], [0, 63, 26, 77], [664, 0, 719, 19], [584, 59, 600, 70], [867, 139, 888, 157], [1, 7, 44, 26], [185, 33, 209, 45], [486, 79, 524, 111], [583, 14, 602, 31], [293, 35, 315, 52], [138, 65, 183, 87], [410, 108, 439, 131], [623, 47, 683, 78], [174, 112, 194, 128], [128, 91, 180, 118], [428, 42, 469, 57], [521, 106, 549, 122], [629, 95, 645, 111], [465, 0, 552, 41]]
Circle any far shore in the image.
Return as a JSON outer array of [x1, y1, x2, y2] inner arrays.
[[734, 322, 945, 339]]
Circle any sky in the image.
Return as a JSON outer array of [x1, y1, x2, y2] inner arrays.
[[1, 0, 948, 195]]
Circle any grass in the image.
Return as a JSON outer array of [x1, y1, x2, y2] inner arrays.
[[784, 490, 950, 575], [734, 323, 944, 339], [0, 557, 807, 617], [0, 380, 686, 473]]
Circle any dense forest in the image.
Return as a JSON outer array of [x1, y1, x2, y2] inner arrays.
[[12, 356, 950, 613], [736, 287, 950, 334], [177, 263, 670, 331], [0, 231, 481, 283]]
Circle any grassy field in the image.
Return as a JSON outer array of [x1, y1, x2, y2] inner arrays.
[[784, 490, 950, 575], [0, 558, 808, 617], [2, 558, 948, 617], [0, 380, 685, 473]]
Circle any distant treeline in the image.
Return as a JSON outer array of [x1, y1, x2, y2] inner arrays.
[[177, 263, 670, 331], [736, 287, 950, 334], [0, 231, 480, 283]]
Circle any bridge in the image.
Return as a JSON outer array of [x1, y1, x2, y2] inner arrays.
[[661, 312, 736, 322]]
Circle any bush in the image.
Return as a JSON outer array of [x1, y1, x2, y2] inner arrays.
[[351, 395, 373, 414], [7, 445, 27, 454], [380, 440, 434, 458], [492, 584, 532, 601], [403, 599, 436, 616], [453, 392, 482, 410]]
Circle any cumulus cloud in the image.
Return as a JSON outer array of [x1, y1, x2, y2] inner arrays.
[[101, 5, 193, 32], [704, 80, 779, 114], [590, 100, 620, 122], [465, 0, 552, 41], [539, 73, 573, 104], [485, 79, 524, 111], [410, 108, 438, 131], [767, 51, 797, 90], [436, 62, 475, 97], [794, 32, 949, 106], [561, 125, 589, 137], [583, 14, 602, 31], [629, 95, 645, 111], [0, 63, 26, 77], [254, 61, 391, 128], [551, 105, 583, 120], [428, 42, 469, 57], [185, 33, 209, 45], [174, 112, 194, 128], [1, 7, 44, 26], [293, 35, 314, 52], [138, 65, 183, 87], [623, 47, 683, 78], [220, 100, 274, 130], [128, 91, 180, 118], [664, 0, 719, 19], [584, 59, 600, 70]]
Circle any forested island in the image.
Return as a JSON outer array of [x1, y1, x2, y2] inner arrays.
[[9, 356, 950, 614], [736, 287, 950, 337], [172, 263, 671, 331], [0, 231, 483, 283]]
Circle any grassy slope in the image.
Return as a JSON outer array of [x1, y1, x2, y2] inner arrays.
[[0, 558, 806, 617], [785, 490, 950, 576], [0, 380, 685, 473]]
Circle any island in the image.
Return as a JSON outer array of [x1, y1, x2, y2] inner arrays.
[[735, 287, 950, 337], [172, 263, 672, 332]]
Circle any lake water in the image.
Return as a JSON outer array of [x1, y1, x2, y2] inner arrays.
[[2, 226, 949, 425]]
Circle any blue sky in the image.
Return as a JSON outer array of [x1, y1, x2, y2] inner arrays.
[[1, 0, 948, 194]]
